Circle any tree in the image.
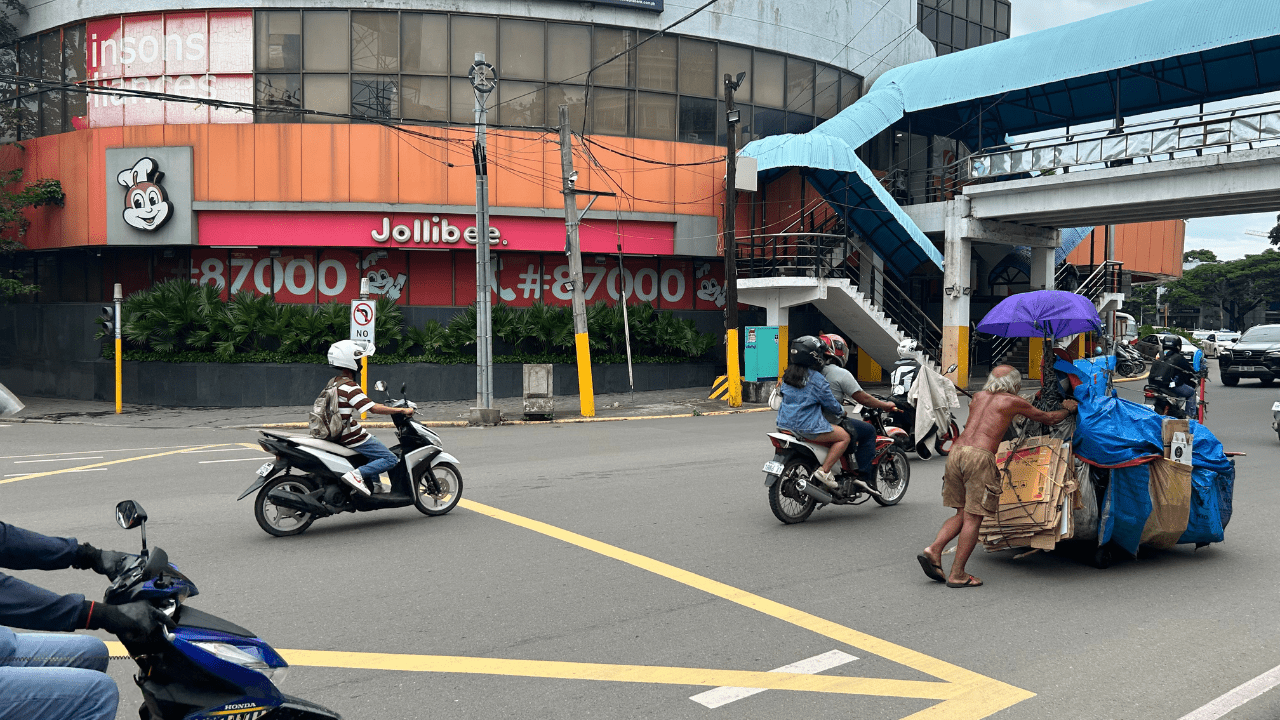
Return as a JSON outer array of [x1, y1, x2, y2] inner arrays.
[[1126, 283, 1160, 325], [1164, 249, 1280, 330], [0, 0, 66, 302], [1182, 249, 1218, 263], [1269, 213, 1280, 248]]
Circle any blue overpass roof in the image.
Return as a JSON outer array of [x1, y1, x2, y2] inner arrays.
[[742, 0, 1280, 276]]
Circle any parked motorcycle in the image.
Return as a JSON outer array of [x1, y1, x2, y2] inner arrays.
[[886, 356, 961, 458], [1115, 342, 1147, 378], [762, 405, 911, 524], [106, 500, 341, 719], [239, 382, 463, 536]]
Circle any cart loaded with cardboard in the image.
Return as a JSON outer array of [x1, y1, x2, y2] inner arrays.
[[975, 292, 1237, 568]]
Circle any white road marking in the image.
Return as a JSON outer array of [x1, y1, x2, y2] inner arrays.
[[0, 445, 205, 460], [4, 468, 107, 477], [180, 448, 250, 454], [689, 650, 858, 709], [198, 457, 269, 464], [1178, 663, 1280, 720], [14, 456, 104, 464]]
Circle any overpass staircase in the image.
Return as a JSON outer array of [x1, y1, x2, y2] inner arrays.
[[735, 217, 943, 372]]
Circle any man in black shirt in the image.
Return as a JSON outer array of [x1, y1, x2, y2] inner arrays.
[[1149, 335, 1197, 400], [1, 521, 165, 720]]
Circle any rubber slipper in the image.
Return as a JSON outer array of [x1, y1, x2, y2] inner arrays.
[[946, 576, 983, 589], [916, 554, 946, 583]]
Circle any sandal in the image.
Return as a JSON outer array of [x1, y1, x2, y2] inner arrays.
[[946, 575, 983, 589]]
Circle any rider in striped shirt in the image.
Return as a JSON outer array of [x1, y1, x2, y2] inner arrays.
[[326, 341, 415, 496]]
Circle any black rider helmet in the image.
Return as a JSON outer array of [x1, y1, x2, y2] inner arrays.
[[1161, 335, 1183, 352], [789, 335, 825, 368]]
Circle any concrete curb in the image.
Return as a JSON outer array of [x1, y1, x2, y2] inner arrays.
[[241, 406, 772, 429]]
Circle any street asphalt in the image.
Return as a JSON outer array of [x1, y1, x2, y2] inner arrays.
[[2, 359, 1278, 720]]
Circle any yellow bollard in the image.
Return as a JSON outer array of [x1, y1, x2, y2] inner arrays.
[[575, 332, 595, 417]]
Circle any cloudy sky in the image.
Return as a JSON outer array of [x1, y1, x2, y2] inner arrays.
[[1011, 0, 1275, 260]]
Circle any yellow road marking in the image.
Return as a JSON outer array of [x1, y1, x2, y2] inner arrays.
[[459, 499, 1034, 719], [0, 445, 227, 485]]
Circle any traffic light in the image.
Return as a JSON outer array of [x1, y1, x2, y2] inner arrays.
[[98, 306, 115, 337]]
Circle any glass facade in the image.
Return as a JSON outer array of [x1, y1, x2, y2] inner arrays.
[[918, 0, 1010, 55], [0, 25, 87, 141], [247, 10, 861, 144]]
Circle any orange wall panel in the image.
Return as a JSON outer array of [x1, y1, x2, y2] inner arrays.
[[57, 133, 91, 246], [395, 129, 448, 205], [253, 124, 303, 202], [163, 124, 209, 200], [300, 124, 350, 203], [445, 128, 476, 207], [347, 125, 398, 204], [629, 138, 676, 215], [205, 124, 256, 201], [1065, 221, 1186, 279], [89, 127, 124, 244], [490, 132, 545, 209], [123, 125, 165, 148]]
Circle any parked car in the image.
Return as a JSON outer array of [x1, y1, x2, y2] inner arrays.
[[1192, 330, 1221, 358], [1218, 324, 1280, 386], [1215, 331, 1241, 351]]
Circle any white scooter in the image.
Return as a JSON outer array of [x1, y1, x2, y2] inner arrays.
[[237, 382, 463, 536]]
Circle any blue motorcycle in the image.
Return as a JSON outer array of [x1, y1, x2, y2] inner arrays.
[[106, 500, 341, 720]]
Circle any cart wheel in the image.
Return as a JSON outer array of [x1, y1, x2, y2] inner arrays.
[[1093, 546, 1113, 569]]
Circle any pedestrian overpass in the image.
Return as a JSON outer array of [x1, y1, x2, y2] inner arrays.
[[738, 0, 1280, 387]]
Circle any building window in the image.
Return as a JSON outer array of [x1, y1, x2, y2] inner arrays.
[[451, 15, 497, 75], [679, 96, 716, 145], [593, 27, 634, 88], [256, 11, 300, 72], [402, 13, 447, 74], [351, 74, 398, 119], [636, 91, 675, 140], [352, 12, 399, 73], [636, 35, 676, 92], [753, 51, 784, 108], [548, 24, 590, 83], [256, 74, 301, 122], [717, 44, 751, 103], [303, 73, 348, 121], [785, 58, 813, 115], [402, 75, 447, 122], [500, 80, 544, 127], [500, 20, 544, 81], [303, 11, 349, 72], [592, 87, 630, 136], [678, 38, 715, 98]]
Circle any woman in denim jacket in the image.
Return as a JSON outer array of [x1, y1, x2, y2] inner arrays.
[[776, 336, 850, 489]]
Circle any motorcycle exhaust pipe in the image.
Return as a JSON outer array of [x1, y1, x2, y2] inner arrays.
[[799, 479, 834, 504], [266, 488, 332, 517]]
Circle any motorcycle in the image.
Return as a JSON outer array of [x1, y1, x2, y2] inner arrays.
[[105, 500, 341, 719], [761, 404, 911, 524], [886, 357, 961, 458], [1115, 342, 1146, 379], [238, 382, 463, 536], [1144, 350, 1208, 422], [1271, 390, 1280, 443]]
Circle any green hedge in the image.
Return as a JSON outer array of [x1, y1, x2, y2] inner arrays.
[[107, 279, 717, 363]]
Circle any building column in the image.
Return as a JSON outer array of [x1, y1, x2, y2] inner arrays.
[[942, 200, 972, 389], [764, 299, 790, 379], [1027, 245, 1056, 379]]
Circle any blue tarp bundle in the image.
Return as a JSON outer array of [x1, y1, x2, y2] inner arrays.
[[1062, 359, 1235, 555]]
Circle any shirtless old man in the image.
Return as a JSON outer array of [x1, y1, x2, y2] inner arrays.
[[917, 365, 1077, 588]]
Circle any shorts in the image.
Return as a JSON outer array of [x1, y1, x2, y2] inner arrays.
[[941, 445, 1002, 516], [779, 427, 829, 442]]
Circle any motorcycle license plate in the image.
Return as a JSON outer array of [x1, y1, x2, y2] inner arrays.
[[762, 460, 784, 476], [256, 462, 274, 477]]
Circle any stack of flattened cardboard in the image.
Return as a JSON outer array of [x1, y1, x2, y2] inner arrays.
[[979, 436, 1078, 551]]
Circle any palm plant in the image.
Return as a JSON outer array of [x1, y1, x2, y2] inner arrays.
[[518, 302, 573, 354], [404, 320, 448, 356], [490, 301, 522, 345], [445, 304, 478, 354], [119, 279, 209, 353], [374, 297, 404, 352]]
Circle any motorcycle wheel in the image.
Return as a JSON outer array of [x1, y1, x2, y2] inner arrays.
[[768, 459, 817, 524], [873, 447, 911, 506], [255, 476, 318, 537], [414, 463, 464, 516], [934, 420, 960, 456]]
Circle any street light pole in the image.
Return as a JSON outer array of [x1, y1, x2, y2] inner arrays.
[[471, 53, 497, 413], [723, 72, 746, 408]]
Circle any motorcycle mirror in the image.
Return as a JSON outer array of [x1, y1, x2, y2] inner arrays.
[[115, 500, 147, 530], [373, 380, 387, 392], [946, 364, 958, 374], [400, 383, 407, 396]]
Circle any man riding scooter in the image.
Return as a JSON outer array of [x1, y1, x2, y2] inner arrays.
[[1148, 335, 1197, 417], [818, 334, 899, 496]]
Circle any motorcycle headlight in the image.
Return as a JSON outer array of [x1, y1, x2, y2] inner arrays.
[[191, 641, 288, 684]]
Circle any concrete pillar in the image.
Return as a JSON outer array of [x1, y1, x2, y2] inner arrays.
[[942, 200, 972, 389], [1027, 245, 1056, 379], [765, 301, 790, 379]]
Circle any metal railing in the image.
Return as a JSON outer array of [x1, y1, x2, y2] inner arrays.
[[855, 262, 943, 364], [968, 100, 1280, 179]]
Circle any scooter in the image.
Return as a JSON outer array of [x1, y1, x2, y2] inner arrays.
[[886, 357, 962, 458], [1144, 349, 1208, 422], [105, 500, 341, 719], [238, 382, 463, 536], [761, 404, 911, 524], [1270, 390, 1279, 443], [1115, 342, 1146, 378]]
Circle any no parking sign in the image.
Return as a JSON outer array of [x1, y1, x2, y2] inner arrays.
[[350, 299, 376, 347]]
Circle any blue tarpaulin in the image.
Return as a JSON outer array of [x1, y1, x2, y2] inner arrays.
[[1063, 359, 1234, 554]]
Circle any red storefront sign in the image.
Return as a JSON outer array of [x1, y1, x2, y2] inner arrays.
[[197, 211, 675, 255]]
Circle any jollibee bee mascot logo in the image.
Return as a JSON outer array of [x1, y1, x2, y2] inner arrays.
[[117, 157, 173, 232]]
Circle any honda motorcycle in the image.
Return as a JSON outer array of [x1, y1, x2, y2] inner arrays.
[[238, 382, 463, 536], [762, 405, 911, 524], [106, 500, 340, 719], [1144, 350, 1208, 422]]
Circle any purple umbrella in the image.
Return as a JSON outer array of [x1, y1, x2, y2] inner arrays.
[[976, 290, 1102, 339]]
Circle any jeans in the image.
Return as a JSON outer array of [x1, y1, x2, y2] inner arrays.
[[0, 627, 117, 720], [352, 436, 398, 482], [1170, 383, 1196, 399], [841, 417, 877, 477]]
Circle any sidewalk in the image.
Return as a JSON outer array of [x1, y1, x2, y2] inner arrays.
[[4, 385, 814, 429]]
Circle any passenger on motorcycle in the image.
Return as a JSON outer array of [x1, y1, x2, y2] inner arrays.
[[1, 522, 171, 720], [325, 340, 416, 496], [817, 334, 897, 491], [776, 336, 850, 491], [1149, 335, 1197, 400]]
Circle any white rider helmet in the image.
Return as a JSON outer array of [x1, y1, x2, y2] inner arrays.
[[327, 340, 376, 371], [897, 339, 919, 358]]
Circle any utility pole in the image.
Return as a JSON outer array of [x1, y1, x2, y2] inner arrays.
[[471, 53, 497, 416], [112, 283, 122, 414], [1105, 224, 1116, 350], [557, 105, 614, 418], [723, 72, 746, 408]]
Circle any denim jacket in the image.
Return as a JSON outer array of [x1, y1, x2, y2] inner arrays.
[[776, 368, 844, 436]]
